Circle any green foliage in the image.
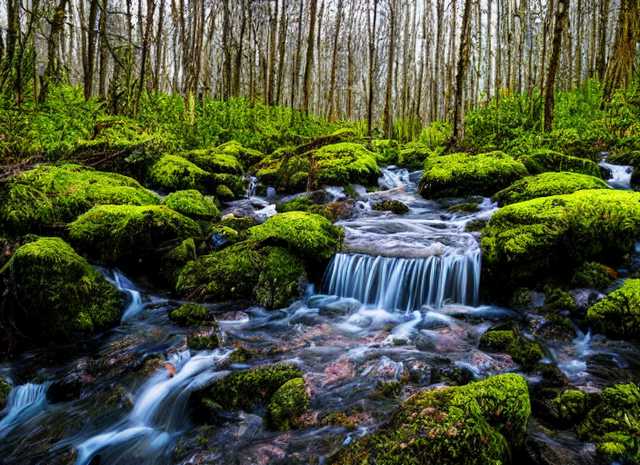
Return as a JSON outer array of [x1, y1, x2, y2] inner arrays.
[[418, 121, 451, 149], [330, 373, 531, 465], [0, 163, 158, 235], [419, 151, 528, 198], [69, 204, 200, 266], [0, 237, 122, 342], [482, 190, 640, 288], [519, 149, 602, 177], [493, 172, 609, 205], [586, 279, 640, 340], [162, 190, 220, 220], [267, 378, 310, 430], [397, 143, 438, 170], [369, 139, 401, 165]]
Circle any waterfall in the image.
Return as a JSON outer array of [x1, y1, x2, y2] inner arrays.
[[0, 383, 48, 438], [114, 271, 144, 321], [599, 160, 632, 190], [323, 252, 481, 311], [245, 176, 257, 198]]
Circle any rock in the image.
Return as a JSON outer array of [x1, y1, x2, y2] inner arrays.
[[0, 377, 10, 409], [181, 148, 244, 174], [419, 151, 528, 198], [0, 237, 122, 345], [255, 247, 307, 309], [159, 237, 197, 286], [215, 140, 264, 169], [493, 172, 608, 206], [397, 143, 434, 170], [372, 200, 409, 214], [329, 373, 531, 465], [161, 189, 220, 220], [0, 163, 158, 235], [481, 190, 640, 290], [187, 327, 220, 350], [479, 328, 544, 371], [525, 420, 596, 465], [267, 377, 310, 430], [147, 154, 214, 192], [586, 279, 640, 340], [277, 195, 355, 221], [69, 204, 200, 267], [570, 261, 617, 290], [169, 303, 214, 326], [519, 149, 601, 177]]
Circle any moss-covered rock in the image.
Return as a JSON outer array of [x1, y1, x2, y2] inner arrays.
[[571, 262, 616, 290], [248, 211, 343, 261], [276, 195, 354, 222], [586, 279, 640, 340], [479, 329, 544, 371], [0, 164, 158, 235], [169, 303, 213, 326], [551, 389, 589, 426], [577, 383, 639, 464], [69, 205, 200, 266], [181, 149, 243, 175], [267, 377, 310, 431], [369, 139, 401, 165], [162, 190, 220, 220], [481, 190, 640, 289], [187, 328, 220, 350], [0, 237, 122, 344], [159, 237, 197, 286], [397, 143, 434, 170], [194, 363, 302, 414], [419, 151, 528, 198], [255, 247, 307, 309], [372, 199, 410, 214], [216, 140, 264, 169], [329, 373, 531, 465], [519, 149, 601, 177], [493, 172, 609, 206], [146, 155, 213, 192]]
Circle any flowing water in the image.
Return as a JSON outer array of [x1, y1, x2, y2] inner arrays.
[[1, 167, 639, 464], [599, 159, 633, 190]]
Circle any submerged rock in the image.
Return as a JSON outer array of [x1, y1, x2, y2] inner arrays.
[[481, 189, 640, 289], [493, 172, 608, 206], [372, 199, 410, 214], [0, 163, 158, 235], [419, 151, 528, 198], [329, 373, 531, 465], [161, 189, 220, 220], [519, 149, 601, 177], [267, 377, 310, 431], [69, 204, 200, 267], [586, 279, 640, 340], [169, 303, 214, 326], [479, 328, 544, 371], [0, 237, 122, 345]]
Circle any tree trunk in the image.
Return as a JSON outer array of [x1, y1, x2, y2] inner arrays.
[[544, 0, 569, 132], [302, 0, 318, 114], [450, 0, 473, 146], [383, 0, 397, 138]]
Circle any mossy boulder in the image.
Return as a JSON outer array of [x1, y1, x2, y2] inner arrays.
[[248, 211, 343, 261], [397, 143, 434, 170], [493, 172, 609, 206], [193, 363, 302, 418], [176, 243, 306, 309], [147, 155, 213, 192], [330, 373, 531, 465], [481, 190, 640, 289], [571, 261, 616, 290], [161, 190, 220, 220], [181, 149, 243, 175], [69, 205, 200, 266], [169, 303, 213, 326], [519, 149, 601, 177], [479, 329, 544, 371], [419, 151, 528, 198], [267, 378, 310, 430], [0, 237, 122, 344], [0, 164, 158, 235], [372, 200, 410, 214], [276, 195, 354, 222], [216, 140, 264, 168], [577, 383, 639, 464], [586, 279, 640, 340], [159, 237, 197, 286], [369, 139, 401, 165], [550, 389, 589, 426]]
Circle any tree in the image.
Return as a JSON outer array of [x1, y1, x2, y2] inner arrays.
[[302, 0, 318, 114], [450, 0, 473, 146], [544, 0, 570, 132]]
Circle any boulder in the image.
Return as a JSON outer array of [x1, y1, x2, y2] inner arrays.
[[161, 190, 220, 220], [519, 149, 601, 177], [586, 279, 640, 340], [146, 154, 213, 192], [267, 378, 310, 430]]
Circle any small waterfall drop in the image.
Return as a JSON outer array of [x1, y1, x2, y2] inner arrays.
[[599, 160, 632, 190], [245, 176, 257, 198], [323, 252, 481, 311], [114, 271, 144, 321], [0, 383, 48, 438]]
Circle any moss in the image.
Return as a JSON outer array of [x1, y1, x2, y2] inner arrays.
[[147, 155, 213, 192], [369, 139, 401, 165], [211, 172, 245, 198], [276, 196, 316, 213], [519, 149, 601, 177], [577, 383, 639, 464], [397, 143, 434, 170], [372, 200, 409, 214], [493, 172, 609, 206], [267, 378, 310, 430], [255, 247, 307, 309], [0, 237, 122, 343], [208, 225, 241, 249], [187, 329, 220, 350], [69, 205, 200, 266], [419, 151, 528, 198], [571, 262, 616, 290], [162, 190, 220, 220], [198, 363, 303, 412], [586, 279, 640, 340], [169, 303, 213, 326], [160, 237, 197, 286], [215, 184, 234, 201], [551, 389, 589, 425], [480, 329, 543, 371], [0, 163, 158, 235], [220, 215, 257, 231], [181, 149, 243, 174], [0, 378, 11, 410], [248, 211, 343, 261], [330, 373, 531, 465], [216, 140, 264, 168], [543, 287, 577, 313], [481, 189, 640, 289], [447, 202, 481, 214]]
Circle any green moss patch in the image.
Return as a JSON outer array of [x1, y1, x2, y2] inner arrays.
[[479, 329, 544, 371], [493, 172, 608, 205], [162, 190, 220, 220], [519, 149, 601, 177], [169, 303, 214, 326], [181, 149, 243, 174], [147, 155, 213, 192], [330, 373, 531, 465], [419, 151, 528, 198], [372, 200, 409, 214], [0, 237, 122, 343], [586, 279, 640, 340], [267, 378, 310, 430], [0, 163, 158, 235]]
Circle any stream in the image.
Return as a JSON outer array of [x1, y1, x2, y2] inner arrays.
[[1, 166, 639, 465]]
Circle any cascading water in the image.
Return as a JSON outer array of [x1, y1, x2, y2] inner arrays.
[[0, 383, 48, 438], [599, 160, 633, 190], [323, 251, 481, 311], [114, 271, 144, 321]]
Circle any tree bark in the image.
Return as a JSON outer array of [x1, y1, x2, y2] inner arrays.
[[544, 0, 569, 132]]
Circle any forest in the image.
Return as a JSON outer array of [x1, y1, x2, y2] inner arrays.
[[0, 0, 639, 464]]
